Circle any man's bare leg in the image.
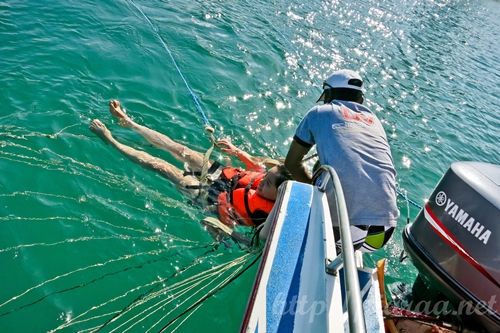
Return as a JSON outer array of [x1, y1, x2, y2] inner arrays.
[[108, 100, 206, 170], [90, 119, 200, 190]]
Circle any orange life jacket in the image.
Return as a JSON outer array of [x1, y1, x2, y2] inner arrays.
[[217, 167, 274, 227]]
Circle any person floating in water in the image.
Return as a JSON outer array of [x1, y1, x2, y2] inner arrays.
[[90, 100, 291, 230]]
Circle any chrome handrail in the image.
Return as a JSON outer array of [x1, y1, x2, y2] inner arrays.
[[313, 165, 367, 333]]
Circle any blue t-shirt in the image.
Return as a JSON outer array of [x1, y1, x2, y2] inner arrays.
[[294, 100, 399, 226]]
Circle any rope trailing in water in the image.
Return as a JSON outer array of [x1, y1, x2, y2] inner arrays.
[[395, 188, 423, 211], [94, 243, 217, 332], [126, 0, 215, 137], [157, 252, 262, 333], [396, 188, 423, 262]]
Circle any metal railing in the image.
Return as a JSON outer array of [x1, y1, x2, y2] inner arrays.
[[313, 165, 367, 333]]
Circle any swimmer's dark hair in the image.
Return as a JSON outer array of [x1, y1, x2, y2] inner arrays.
[[275, 165, 292, 188]]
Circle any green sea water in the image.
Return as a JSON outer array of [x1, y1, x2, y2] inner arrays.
[[1, 0, 499, 332]]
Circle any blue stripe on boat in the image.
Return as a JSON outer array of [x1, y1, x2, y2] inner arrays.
[[265, 182, 313, 331]]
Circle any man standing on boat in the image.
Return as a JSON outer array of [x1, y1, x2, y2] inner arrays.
[[284, 69, 399, 252]]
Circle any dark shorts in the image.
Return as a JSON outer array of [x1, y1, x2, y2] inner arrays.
[[183, 161, 230, 205], [205, 177, 232, 205], [334, 225, 395, 253]]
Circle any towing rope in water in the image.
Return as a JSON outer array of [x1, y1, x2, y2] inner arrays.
[[127, 0, 214, 133], [127, 0, 217, 183], [396, 188, 423, 210]]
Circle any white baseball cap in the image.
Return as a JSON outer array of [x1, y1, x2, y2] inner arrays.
[[317, 69, 364, 102]]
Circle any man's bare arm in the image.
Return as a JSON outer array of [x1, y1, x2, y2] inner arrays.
[[285, 139, 312, 184]]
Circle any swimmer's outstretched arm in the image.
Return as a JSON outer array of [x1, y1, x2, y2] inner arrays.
[[109, 100, 206, 170], [90, 119, 198, 188], [216, 138, 264, 171]]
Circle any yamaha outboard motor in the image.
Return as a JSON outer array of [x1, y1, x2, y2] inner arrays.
[[403, 162, 499, 332]]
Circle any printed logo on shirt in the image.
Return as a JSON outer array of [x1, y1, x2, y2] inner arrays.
[[339, 106, 374, 126]]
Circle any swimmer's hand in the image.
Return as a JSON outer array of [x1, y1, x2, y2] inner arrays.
[[216, 138, 239, 156], [217, 138, 264, 171]]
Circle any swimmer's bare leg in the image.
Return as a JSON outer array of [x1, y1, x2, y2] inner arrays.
[[108, 100, 206, 170], [90, 119, 200, 191]]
